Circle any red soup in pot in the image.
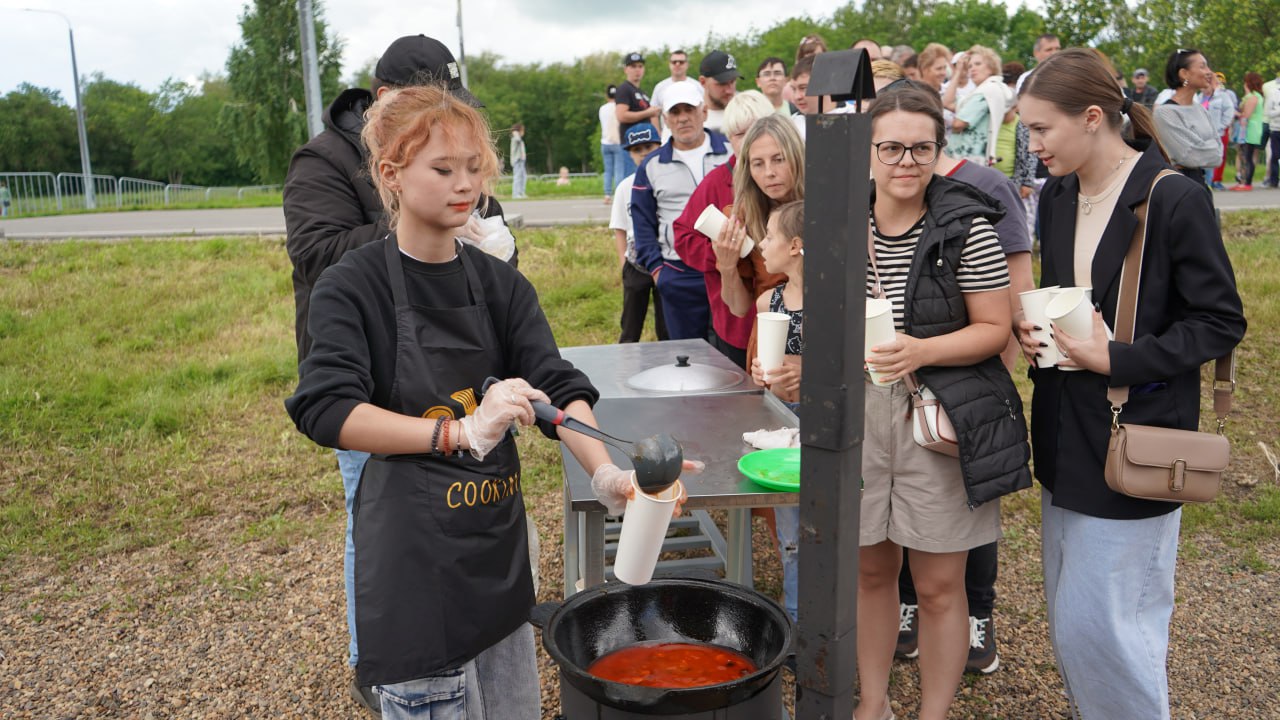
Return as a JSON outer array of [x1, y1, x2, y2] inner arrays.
[[587, 641, 758, 688]]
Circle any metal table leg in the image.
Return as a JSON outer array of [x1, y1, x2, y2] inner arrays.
[[562, 482, 580, 596], [582, 510, 606, 588], [725, 507, 753, 587]]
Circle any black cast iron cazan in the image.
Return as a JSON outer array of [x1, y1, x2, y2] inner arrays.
[[531, 578, 794, 716]]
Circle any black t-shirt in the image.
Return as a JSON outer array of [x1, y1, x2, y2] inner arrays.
[[616, 81, 651, 138], [286, 239, 598, 448]]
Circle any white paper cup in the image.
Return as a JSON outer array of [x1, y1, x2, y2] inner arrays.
[[1045, 287, 1095, 370], [613, 477, 682, 585], [756, 312, 790, 374], [865, 298, 898, 386], [1019, 286, 1060, 369], [694, 205, 753, 258]]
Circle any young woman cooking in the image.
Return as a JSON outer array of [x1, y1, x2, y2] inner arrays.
[[286, 85, 684, 718], [855, 82, 1031, 720], [1017, 48, 1245, 719]]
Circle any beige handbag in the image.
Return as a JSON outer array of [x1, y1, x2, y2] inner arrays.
[[867, 224, 959, 458], [1103, 170, 1234, 503]]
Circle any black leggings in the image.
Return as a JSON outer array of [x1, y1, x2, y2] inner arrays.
[[898, 541, 997, 618], [1238, 142, 1262, 186]]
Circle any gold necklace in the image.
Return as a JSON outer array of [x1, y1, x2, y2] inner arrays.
[[1078, 154, 1138, 215]]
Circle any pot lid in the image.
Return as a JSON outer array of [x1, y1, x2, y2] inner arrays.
[[625, 355, 745, 393]]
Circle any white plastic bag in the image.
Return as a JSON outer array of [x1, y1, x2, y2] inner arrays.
[[456, 212, 516, 261]]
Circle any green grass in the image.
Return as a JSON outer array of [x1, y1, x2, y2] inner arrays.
[[1, 217, 1278, 572], [9, 191, 284, 219], [492, 175, 604, 200]]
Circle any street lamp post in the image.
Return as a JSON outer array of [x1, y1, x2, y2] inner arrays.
[[23, 7, 95, 209]]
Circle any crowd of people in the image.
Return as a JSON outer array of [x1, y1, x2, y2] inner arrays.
[[278, 29, 1249, 720]]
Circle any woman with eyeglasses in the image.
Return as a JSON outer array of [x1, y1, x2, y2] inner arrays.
[[1152, 48, 1222, 185], [856, 83, 1031, 720]]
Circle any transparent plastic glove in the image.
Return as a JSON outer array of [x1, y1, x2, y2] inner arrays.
[[591, 463, 633, 516], [592, 462, 698, 517], [460, 379, 549, 461]]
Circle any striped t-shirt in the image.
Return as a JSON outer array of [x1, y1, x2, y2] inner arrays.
[[867, 214, 1009, 332]]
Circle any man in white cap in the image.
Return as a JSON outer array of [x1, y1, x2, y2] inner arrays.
[[630, 82, 731, 340]]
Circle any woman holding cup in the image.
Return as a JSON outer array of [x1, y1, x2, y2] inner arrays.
[[1017, 49, 1245, 718], [285, 86, 687, 717], [856, 83, 1031, 720], [674, 92, 789, 369]]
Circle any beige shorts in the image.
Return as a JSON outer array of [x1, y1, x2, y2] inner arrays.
[[860, 379, 1001, 553]]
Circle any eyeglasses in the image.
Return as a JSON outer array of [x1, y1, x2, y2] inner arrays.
[[758, 70, 787, 78], [670, 59, 688, 65], [873, 140, 944, 165]]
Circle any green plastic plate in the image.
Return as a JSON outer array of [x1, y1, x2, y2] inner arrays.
[[738, 447, 801, 491]]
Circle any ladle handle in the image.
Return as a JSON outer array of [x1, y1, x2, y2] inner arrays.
[[530, 400, 632, 451]]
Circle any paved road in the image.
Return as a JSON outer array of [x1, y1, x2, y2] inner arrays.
[[0, 191, 1274, 240], [0, 198, 612, 240]]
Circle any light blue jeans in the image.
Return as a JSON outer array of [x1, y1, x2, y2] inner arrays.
[[776, 400, 800, 621], [601, 143, 625, 197], [1041, 488, 1181, 720], [511, 160, 527, 198], [376, 624, 540, 719], [337, 448, 371, 667]]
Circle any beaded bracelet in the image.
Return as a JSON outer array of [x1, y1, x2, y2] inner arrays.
[[430, 416, 446, 455], [441, 417, 452, 455]]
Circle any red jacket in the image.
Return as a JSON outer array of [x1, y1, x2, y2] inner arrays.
[[673, 158, 785, 350]]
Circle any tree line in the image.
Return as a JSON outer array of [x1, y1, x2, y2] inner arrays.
[[2, 0, 1276, 186]]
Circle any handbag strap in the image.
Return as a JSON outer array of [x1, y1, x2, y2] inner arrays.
[[1106, 169, 1236, 432]]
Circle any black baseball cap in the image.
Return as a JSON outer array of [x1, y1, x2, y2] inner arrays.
[[375, 35, 482, 107], [699, 50, 741, 83], [624, 52, 645, 66]]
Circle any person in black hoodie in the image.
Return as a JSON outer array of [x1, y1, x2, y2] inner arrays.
[[281, 35, 516, 715], [286, 85, 676, 718]]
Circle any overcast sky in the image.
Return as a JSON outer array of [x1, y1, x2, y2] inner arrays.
[[1, 0, 1038, 106]]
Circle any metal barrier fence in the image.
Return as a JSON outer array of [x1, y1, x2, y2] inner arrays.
[[0, 171, 281, 218]]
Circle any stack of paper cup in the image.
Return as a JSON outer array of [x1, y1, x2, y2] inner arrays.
[[613, 477, 683, 585], [756, 312, 791, 375], [1018, 286, 1060, 368], [694, 205, 754, 258], [1045, 287, 1094, 372], [865, 298, 897, 386]]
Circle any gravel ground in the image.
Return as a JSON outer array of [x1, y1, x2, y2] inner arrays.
[[2, 486, 1277, 719]]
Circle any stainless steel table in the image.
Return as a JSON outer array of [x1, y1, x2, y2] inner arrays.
[[559, 338, 755, 398], [559, 391, 799, 594]]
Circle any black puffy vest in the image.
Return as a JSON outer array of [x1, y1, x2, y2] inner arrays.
[[900, 176, 1032, 507]]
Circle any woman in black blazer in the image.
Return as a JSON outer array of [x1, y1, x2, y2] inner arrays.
[[1017, 49, 1246, 719]]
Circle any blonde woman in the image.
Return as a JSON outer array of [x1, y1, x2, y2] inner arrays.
[[948, 45, 1009, 165]]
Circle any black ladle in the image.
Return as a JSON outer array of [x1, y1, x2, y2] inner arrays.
[[481, 378, 684, 494]]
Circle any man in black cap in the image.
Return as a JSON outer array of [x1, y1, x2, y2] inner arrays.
[[698, 49, 740, 133], [615, 52, 662, 176], [281, 33, 515, 717]]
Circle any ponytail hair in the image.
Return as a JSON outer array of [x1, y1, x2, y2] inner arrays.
[[1020, 47, 1169, 164]]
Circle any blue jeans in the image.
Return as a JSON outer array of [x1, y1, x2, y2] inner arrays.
[[775, 401, 801, 622], [601, 143, 625, 197], [511, 160, 527, 198], [1041, 489, 1181, 720], [376, 624, 539, 719], [337, 448, 371, 666]]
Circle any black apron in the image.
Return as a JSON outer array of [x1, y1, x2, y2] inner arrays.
[[353, 236, 532, 687]]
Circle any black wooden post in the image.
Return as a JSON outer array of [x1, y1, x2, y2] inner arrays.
[[795, 48, 875, 720]]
